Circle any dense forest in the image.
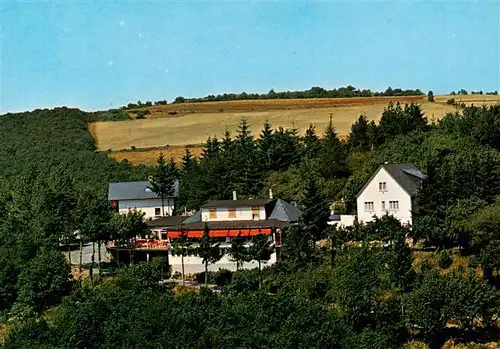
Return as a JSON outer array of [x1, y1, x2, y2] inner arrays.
[[1, 103, 499, 348], [123, 85, 424, 108]]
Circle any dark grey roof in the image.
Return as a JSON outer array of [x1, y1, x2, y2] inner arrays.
[[200, 199, 271, 208], [268, 198, 301, 222], [108, 179, 179, 201], [329, 214, 341, 221], [356, 163, 426, 198], [383, 163, 426, 196], [147, 216, 185, 228], [182, 210, 201, 224]]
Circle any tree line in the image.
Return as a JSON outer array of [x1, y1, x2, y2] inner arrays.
[[120, 85, 424, 108]]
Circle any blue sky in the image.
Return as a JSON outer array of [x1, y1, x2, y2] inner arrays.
[[1, 1, 499, 113]]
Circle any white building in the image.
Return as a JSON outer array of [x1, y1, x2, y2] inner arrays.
[[356, 163, 426, 226], [108, 180, 179, 220]]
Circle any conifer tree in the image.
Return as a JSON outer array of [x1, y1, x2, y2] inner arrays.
[[149, 153, 177, 217], [347, 114, 371, 151], [300, 176, 330, 240], [303, 123, 320, 158], [318, 116, 346, 179]]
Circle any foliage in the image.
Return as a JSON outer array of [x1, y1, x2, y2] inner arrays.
[[16, 249, 72, 311], [195, 224, 224, 285], [162, 85, 424, 104]]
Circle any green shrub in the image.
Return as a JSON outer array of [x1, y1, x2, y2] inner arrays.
[[446, 98, 455, 105], [438, 249, 452, 269], [215, 269, 233, 287]]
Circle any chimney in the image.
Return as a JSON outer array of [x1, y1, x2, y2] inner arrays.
[[232, 191, 237, 201], [269, 188, 274, 199]]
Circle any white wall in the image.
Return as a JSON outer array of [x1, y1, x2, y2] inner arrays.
[[119, 198, 175, 219], [201, 206, 266, 222], [168, 251, 277, 274], [356, 168, 413, 225], [328, 215, 356, 227]]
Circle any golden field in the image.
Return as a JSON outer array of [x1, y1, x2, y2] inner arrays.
[[91, 94, 499, 165]]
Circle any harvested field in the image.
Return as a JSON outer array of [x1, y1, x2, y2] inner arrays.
[[110, 145, 203, 166], [94, 95, 499, 165]]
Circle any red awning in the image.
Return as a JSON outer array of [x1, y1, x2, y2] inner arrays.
[[167, 228, 272, 239]]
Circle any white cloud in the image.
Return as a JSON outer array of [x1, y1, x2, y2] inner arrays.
[[165, 69, 168, 73], [119, 20, 125, 26]]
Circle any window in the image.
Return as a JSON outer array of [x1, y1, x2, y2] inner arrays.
[[252, 206, 260, 220], [389, 201, 399, 210], [155, 207, 161, 216], [160, 232, 168, 240], [381, 201, 386, 210], [209, 208, 217, 219], [379, 182, 387, 192], [228, 207, 236, 218], [364, 201, 374, 212]]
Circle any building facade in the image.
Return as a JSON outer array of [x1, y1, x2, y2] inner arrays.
[[108, 180, 179, 220], [356, 163, 426, 226]]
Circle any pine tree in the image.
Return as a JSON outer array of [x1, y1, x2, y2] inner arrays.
[[195, 224, 223, 286], [318, 116, 346, 179], [347, 114, 371, 151], [300, 176, 330, 240], [303, 123, 320, 158], [148, 152, 177, 217], [259, 120, 274, 170]]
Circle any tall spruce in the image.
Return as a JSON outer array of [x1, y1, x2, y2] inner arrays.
[[149, 153, 177, 217], [300, 175, 330, 240], [347, 114, 371, 151], [319, 116, 346, 179], [303, 123, 320, 159]]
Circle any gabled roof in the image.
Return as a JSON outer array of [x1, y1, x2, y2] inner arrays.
[[357, 163, 426, 198], [268, 198, 301, 222], [200, 199, 271, 208], [147, 215, 184, 228], [108, 179, 179, 201]]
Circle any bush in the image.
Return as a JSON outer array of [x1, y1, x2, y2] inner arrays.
[[228, 269, 259, 293], [215, 269, 233, 287], [167, 111, 178, 115], [446, 98, 455, 105], [130, 145, 136, 150], [438, 249, 452, 269], [16, 249, 72, 311], [135, 110, 150, 119]]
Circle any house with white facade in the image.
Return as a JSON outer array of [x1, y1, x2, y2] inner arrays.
[[108, 180, 179, 220], [146, 193, 301, 273], [356, 163, 426, 226]]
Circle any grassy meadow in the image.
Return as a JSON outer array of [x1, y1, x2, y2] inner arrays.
[[91, 94, 499, 165]]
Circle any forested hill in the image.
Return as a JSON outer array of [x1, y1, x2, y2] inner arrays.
[[0, 107, 150, 193]]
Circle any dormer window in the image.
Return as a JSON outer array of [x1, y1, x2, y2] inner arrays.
[[379, 182, 387, 192]]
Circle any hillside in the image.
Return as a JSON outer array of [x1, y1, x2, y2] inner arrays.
[[91, 94, 499, 165]]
